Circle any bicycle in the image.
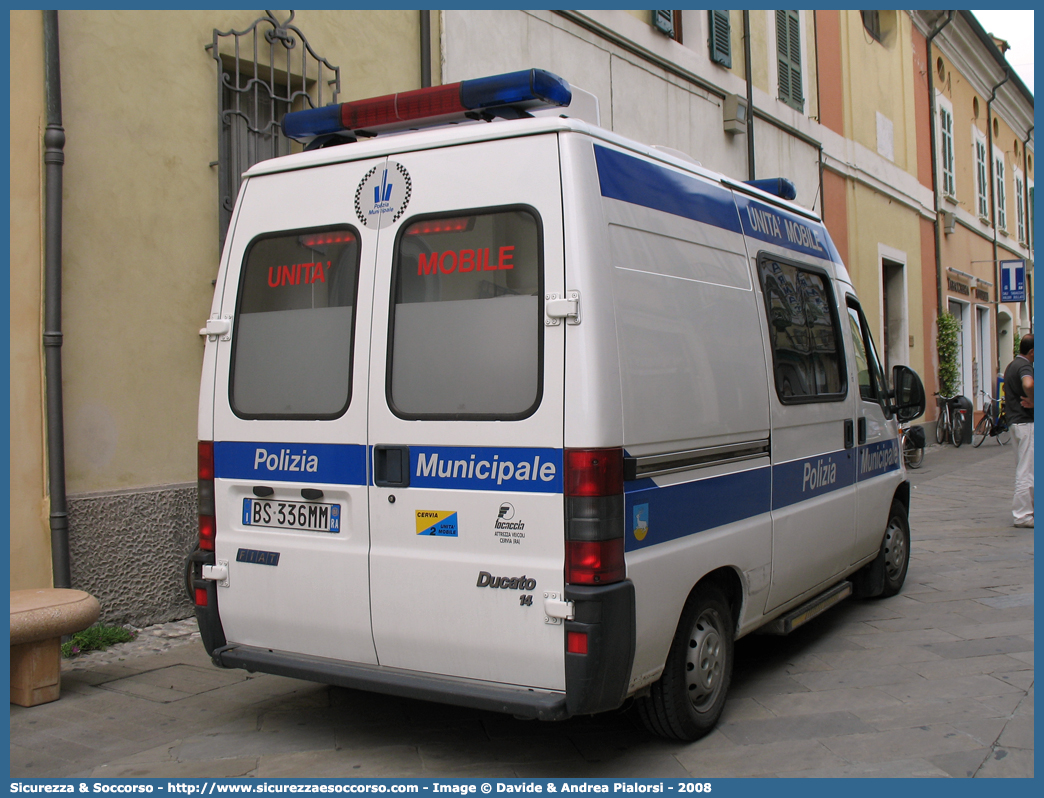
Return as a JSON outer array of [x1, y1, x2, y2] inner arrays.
[[934, 392, 965, 447], [899, 421, 925, 468], [971, 390, 1012, 447]]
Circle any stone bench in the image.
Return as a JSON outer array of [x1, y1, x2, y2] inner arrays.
[[10, 589, 100, 707]]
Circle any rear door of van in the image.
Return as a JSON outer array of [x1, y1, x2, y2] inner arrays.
[[365, 134, 568, 689], [209, 158, 381, 664]]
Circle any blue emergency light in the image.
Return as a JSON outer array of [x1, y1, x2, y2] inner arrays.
[[744, 178, 797, 201], [283, 68, 572, 140]]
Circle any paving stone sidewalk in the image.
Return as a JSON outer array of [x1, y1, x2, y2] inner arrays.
[[10, 443, 1032, 778]]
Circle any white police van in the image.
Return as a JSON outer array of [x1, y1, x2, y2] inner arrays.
[[193, 69, 926, 740]]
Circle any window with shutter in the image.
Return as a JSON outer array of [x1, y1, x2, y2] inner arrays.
[[652, 10, 675, 38], [1015, 174, 1025, 242], [995, 156, 1007, 231], [776, 10, 803, 111], [975, 138, 989, 220], [709, 11, 732, 68], [940, 106, 955, 198]]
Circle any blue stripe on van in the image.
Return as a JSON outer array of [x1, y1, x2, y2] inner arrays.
[[735, 194, 842, 263], [408, 445, 563, 493], [214, 442, 367, 485], [857, 438, 902, 480], [625, 466, 771, 552], [595, 145, 843, 264], [772, 449, 857, 510], [625, 439, 901, 551], [594, 145, 743, 234]]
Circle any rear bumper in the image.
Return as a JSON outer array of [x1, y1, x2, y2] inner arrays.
[[212, 644, 570, 720], [196, 570, 635, 721]]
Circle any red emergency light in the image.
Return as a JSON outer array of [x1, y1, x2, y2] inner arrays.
[[299, 232, 356, 248], [283, 69, 572, 140], [404, 217, 475, 236]]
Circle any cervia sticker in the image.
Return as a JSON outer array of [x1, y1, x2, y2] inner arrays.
[[356, 161, 411, 229], [416, 510, 458, 537]]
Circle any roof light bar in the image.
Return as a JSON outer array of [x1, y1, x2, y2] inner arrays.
[[283, 68, 572, 140]]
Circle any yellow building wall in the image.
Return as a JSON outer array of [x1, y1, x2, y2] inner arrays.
[[56, 10, 421, 496], [846, 181, 925, 370], [10, 10, 426, 589], [9, 11, 53, 590], [840, 11, 917, 176]]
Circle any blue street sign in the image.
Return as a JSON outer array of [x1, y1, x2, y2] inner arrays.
[[1000, 259, 1026, 303]]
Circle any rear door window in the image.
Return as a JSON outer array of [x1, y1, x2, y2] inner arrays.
[[388, 207, 543, 419], [231, 226, 360, 418]]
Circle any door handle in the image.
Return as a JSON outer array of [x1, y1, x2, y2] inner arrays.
[[843, 419, 854, 449], [857, 417, 867, 445], [373, 445, 410, 488]]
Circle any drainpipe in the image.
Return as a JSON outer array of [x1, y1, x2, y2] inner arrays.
[[43, 10, 71, 589], [987, 68, 1011, 338], [419, 11, 431, 88], [926, 11, 955, 319], [743, 11, 755, 180]]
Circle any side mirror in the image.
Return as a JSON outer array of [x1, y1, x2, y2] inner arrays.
[[892, 365, 926, 422]]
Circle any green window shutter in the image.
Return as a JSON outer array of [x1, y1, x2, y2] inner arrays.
[[776, 10, 804, 111], [709, 11, 732, 68], [652, 10, 675, 38]]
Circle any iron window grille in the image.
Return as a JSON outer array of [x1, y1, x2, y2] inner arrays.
[[209, 11, 341, 246]]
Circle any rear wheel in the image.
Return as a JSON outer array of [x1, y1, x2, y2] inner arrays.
[[972, 415, 990, 447], [935, 407, 948, 444], [997, 425, 1012, 445], [951, 412, 964, 447], [903, 434, 924, 468], [636, 585, 734, 741]]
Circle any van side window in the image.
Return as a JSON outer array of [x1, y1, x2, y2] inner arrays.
[[757, 256, 846, 402], [846, 299, 889, 411], [230, 227, 360, 418], [388, 208, 543, 419]]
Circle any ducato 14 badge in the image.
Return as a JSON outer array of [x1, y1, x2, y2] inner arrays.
[[355, 161, 411, 229]]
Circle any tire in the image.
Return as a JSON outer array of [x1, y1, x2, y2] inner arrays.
[[879, 502, 911, 597], [903, 435, 924, 468], [972, 415, 990, 447], [851, 500, 911, 599], [997, 427, 1012, 445], [935, 407, 948, 444], [635, 585, 734, 741], [951, 412, 964, 447]]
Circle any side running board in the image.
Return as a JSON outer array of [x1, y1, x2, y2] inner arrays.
[[759, 581, 852, 635]]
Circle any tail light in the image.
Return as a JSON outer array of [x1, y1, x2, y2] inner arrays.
[[564, 448, 625, 585], [198, 441, 216, 554]]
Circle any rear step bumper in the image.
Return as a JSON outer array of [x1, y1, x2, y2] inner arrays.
[[213, 644, 570, 720]]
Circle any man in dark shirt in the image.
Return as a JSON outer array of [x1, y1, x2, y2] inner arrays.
[[1003, 334, 1033, 527]]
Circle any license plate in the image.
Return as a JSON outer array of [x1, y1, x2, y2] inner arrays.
[[242, 498, 340, 533]]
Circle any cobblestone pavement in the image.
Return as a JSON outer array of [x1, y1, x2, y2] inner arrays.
[[11, 442, 1033, 778]]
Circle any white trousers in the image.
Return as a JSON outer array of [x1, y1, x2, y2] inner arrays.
[[1011, 422, 1034, 525]]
